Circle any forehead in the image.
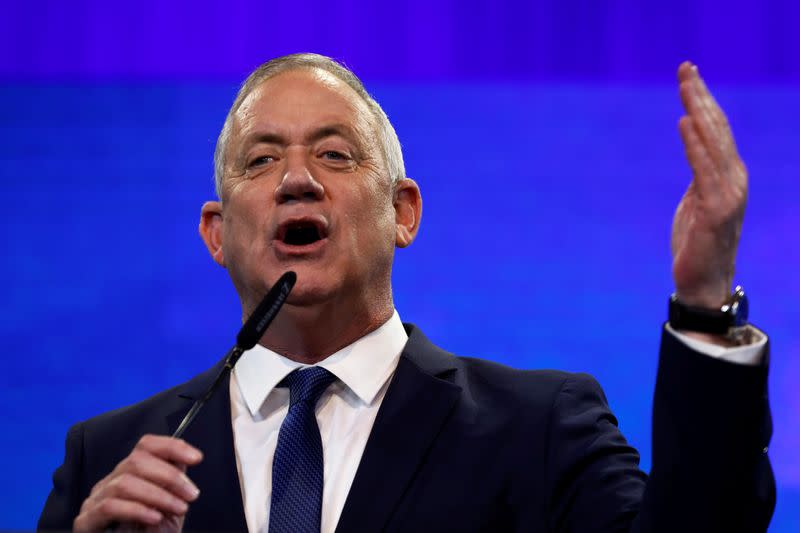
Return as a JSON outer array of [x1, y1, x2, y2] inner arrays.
[[232, 68, 373, 143]]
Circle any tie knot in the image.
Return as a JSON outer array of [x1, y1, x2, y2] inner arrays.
[[280, 367, 337, 407]]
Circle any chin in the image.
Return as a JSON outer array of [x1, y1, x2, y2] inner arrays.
[[280, 269, 340, 307]]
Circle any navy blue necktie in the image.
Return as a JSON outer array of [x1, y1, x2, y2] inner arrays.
[[269, 366, 337, 533]]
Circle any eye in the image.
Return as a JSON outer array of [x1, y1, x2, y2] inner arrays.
[[322, 151, 348, 161], [248, 155, 275, 168]]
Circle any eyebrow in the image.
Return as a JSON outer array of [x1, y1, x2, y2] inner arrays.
[[241, 123, 361, 151]]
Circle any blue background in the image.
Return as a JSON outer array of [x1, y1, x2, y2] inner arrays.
[[1, 1, 798, 530]]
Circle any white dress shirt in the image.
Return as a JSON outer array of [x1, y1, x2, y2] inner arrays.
[[230, 311, 407, 533], [668, 324, 766, 365], [229, 312, 766, 533]]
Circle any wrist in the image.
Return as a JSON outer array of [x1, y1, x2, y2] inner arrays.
[[668, 286, 749, 342], [675, 283, 731, 308]]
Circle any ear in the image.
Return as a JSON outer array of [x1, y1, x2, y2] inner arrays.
[[393, 178, 422, 248], [199, 201, 226, 267]]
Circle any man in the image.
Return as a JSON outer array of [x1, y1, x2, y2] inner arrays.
[[38, 54, 774, 532]]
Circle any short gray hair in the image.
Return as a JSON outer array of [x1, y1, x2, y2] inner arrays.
[[213, 53, 406, 198]]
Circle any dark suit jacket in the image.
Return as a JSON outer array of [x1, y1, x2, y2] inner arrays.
[[39, 324, 775, 532]]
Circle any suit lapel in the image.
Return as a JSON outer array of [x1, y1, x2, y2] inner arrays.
[[165, 359, 248, 532], [335, 325, 461, 533]]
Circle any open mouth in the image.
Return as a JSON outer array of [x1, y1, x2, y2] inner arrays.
[[276, 219, 329, 248]]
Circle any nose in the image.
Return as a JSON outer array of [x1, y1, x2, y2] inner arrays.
[[274, 148, 325, 204]]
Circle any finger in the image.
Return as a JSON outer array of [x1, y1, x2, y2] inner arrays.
[[678, 64, 746, 195], [693, 70, 728, 131], [677, 60, 695, 84], [695, 72, 738, 155], [682, 72, 727, 165], [694, 73, 731, 149], [135, 434, 204, 464], [135, 434, 203, 465], [690, 67, 743, 175], [101, 473, 190, 516], [115, 448, 201, 501], [678, 72, 711, 131], [73, 498, 162, 531], [677, 61, 709, 120], [693, 72, 748, 191], [678, 116, 719, 195]]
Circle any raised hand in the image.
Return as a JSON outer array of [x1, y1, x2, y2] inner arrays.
[[672, 61, 747, 311], [73, 434, 203, 532]]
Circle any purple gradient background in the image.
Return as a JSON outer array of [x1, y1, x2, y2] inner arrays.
[[3, 0, 800, 82], [1, 1, 798, 530]]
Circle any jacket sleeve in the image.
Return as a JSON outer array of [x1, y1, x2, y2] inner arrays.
[[544, 371, 647, 532], [38, 422, 87, 531], [545, 326, 775, 533], [635, 326, 775, 532]]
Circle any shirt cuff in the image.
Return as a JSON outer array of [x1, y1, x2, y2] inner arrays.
[[665, 323, 767, 366]]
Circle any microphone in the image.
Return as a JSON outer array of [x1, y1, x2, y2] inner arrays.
[[172, 271, 297, 439]]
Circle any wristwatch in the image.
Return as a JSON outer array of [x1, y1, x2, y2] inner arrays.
[[668, 286, 749, 340]]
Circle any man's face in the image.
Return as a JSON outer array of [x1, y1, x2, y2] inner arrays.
[[201, 69, 416, 313]]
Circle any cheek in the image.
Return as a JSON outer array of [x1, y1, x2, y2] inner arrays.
[[221, 202, 268, 257], [355, 193, 398, 250], [360, 178, 395, 220]]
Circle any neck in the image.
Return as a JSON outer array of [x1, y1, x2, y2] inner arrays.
[[251, 293, 394, 365]]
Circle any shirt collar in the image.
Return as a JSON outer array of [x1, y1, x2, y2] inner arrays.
[[233, 310, 408, 417]]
